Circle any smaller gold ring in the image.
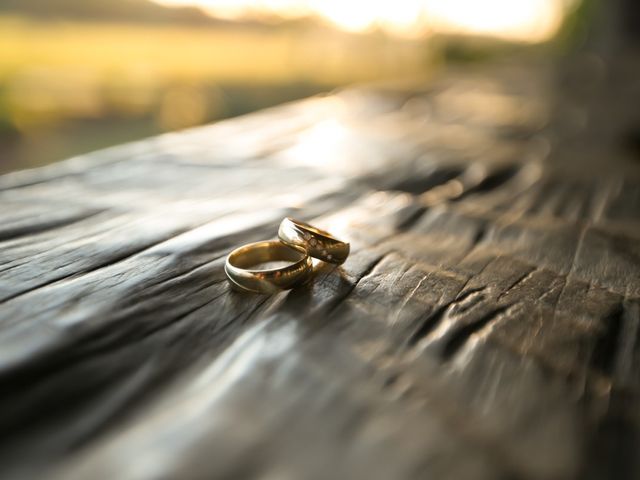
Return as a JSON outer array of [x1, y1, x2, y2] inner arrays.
[[278, 217, 350, 264], [225, 240, 312, 294]]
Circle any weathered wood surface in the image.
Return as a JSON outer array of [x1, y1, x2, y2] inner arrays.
[[0, 60, 639, 480]]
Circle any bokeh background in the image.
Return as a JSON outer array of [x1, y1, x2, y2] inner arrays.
[[0, 0, 582, 174]]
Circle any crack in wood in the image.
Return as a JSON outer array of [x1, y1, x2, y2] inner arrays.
[[441, 304, 514, 359], [325, 252, 391, 316], [459, 164, 522, 197], [406, 302, 452, 347], [406, 284, 492, 349], [590, 305, 624, 378], [0, 209, 107, 243], [396, 206, 427, 231], [497, 267, 537, 301]]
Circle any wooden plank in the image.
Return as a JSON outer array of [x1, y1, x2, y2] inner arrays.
[[0, 64, 638, 480]]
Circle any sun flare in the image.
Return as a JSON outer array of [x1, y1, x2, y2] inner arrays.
[[153, 0, 574, 42]]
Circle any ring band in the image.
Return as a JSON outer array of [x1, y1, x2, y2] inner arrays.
[[225, 240, 312, 294], [278, 217, 350, 264]]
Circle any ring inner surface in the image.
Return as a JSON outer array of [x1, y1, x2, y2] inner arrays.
[[230, 242, 305, 271]]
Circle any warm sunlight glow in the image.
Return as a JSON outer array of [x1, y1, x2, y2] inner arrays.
[[423, 0, 565, 41], [154, 0, 574, 42]]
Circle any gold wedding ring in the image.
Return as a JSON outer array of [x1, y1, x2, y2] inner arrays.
[[225, 240, 312, 294], [278, 217, 350, 264], [225, 218, 349, 294]]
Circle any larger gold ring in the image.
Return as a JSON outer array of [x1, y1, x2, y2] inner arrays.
[[225, 240, 312, 294], [278, 217, 350, 264]]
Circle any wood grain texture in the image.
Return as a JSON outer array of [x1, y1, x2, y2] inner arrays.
[[0, 61, 639, 480]]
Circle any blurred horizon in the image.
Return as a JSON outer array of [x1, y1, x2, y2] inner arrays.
[[153, 0, 574, 42], [0, 0, 581, 174]]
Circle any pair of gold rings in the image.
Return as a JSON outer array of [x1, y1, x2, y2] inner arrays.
[[225, 217, 350, 294]]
